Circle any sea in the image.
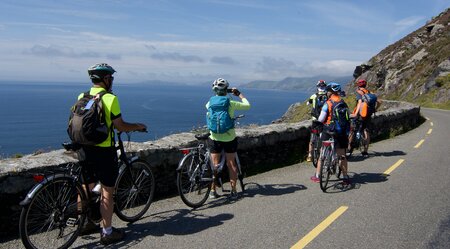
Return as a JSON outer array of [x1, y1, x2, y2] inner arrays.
[[0, 82, 308, 157]]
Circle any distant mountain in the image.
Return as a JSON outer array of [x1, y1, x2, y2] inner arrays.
[[351, 8, 450, 109], [240, 75, 353, 92]]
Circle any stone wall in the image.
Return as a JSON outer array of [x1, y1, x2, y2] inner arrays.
[[0, 101, 421, 238]]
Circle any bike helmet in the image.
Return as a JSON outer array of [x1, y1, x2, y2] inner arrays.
[[212, 78, 229, 93], [88, 63, 116, 80], [317, 87, 326, 95], [317, 80, 326, 88], [357, 79, 367, 87], [326, 82, 341, 93]]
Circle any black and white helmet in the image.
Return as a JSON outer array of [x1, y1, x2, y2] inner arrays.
[[212, 78, 229, 91], [88, 63, 116, 80]]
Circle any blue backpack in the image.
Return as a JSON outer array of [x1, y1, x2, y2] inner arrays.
[[357, 89, 378, 118], [206, 96, 234, 134]]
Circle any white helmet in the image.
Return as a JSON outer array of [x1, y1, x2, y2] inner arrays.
[[212, 78, 229, 91], [318, 87, 326, 95]]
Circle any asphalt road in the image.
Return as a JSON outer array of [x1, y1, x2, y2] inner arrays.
[[2, 108, 449, 249]]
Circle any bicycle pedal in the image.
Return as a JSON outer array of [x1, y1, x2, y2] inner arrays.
[[66, 217, 79, 227]]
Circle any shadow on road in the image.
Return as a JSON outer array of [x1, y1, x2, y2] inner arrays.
[[243, 183, 307, 197], [352, 172, 389, 184], [348, 150, 406, 162], [74, 209, 233, 248], [194, 183, 308, 210], [340, 172, 389, 192], [322, 172, 389, 193]]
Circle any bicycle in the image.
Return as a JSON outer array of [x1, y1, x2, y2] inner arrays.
[[318, 131, 342, 192], [309, 120, 323, 168], [19, 131, 155, 249], [347, 117, 368, 157], [176, 116, 245, 208]]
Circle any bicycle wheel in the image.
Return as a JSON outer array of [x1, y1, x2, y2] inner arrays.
[[115, 159, 155, 222], [319, 148, 332, 192], [20, 177, 85, 249], [177, 153, 212, 208], [311, 133, 321, 168]]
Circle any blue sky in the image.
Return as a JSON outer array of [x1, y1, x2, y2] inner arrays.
[[0, 0, 448, 84]]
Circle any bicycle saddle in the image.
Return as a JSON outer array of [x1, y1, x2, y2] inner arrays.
[[195, 133, 210, 140], [62, 142, 82, 151]]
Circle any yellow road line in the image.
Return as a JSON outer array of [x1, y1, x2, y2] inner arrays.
[[427, 129, 432, 135], [430, 122, 434, 126], [383, 159, 405, 175], [414, 139, 425, 148], [291, 206, 348, 249]]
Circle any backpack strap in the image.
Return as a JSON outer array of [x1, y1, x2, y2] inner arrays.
[[325, 99, 335, 125], [95, 90, 108, 100], [94, 90, 114, 146], [83, 90, 107, 99], [356, 88, 369, 96]]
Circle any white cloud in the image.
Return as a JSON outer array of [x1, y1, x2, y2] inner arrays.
[[253, 57, 358, 80], [0, 27, 367, 82], [40, 8, 128, 20], [151, 52, 204, 63], [203, 0, 275, 10], [24, 44, 104, 58], [210, 56, 238, 65]]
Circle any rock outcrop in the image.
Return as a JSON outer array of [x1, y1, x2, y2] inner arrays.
[[351, 8, 450, 108]]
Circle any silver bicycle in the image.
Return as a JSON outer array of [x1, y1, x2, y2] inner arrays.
[[319, 131, 342, 192], [176, 127, 245, 208]]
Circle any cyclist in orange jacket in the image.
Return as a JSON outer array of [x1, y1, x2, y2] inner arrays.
[[310, 82, 350, 185]]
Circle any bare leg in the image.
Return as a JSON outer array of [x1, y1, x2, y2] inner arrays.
[[336, 148, 348, 177], [364, 129, 370, 153], [100, 185, 115, 229], [210, 153, 221, 192], [225, 153, 238, 192], [348, 130, 354, 151]]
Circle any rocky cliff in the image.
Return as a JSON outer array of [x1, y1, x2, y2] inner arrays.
[[352, 8, 450, 109]]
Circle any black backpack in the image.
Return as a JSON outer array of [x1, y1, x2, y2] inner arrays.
[[67, 91, 109, 145], [311, 94, 327, 118]]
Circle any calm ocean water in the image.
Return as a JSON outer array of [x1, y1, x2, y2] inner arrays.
[[0, 82, 308, 157]]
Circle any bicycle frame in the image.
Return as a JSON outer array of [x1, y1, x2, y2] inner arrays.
[[177, 138, 244, 193], [319, 134, 342, 192], [178, 145, 238, 174], [320, 139, 338, 170], [20, 163, 85, 207], [19, 131, 154, 249]]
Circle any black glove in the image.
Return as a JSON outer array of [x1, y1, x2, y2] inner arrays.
[[232, 88, 241, 96]]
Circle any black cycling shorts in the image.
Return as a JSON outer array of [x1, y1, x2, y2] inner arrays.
[[320, 131, 349, 150], [208, 138, 238, 153], [81, 146, 118, 187]]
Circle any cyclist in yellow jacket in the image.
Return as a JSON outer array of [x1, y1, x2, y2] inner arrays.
[[206, 78, 250, 200], [78, 63, 146, 245]]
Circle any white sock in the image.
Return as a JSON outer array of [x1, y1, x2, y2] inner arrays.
[[102, 226, 112, 235]]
